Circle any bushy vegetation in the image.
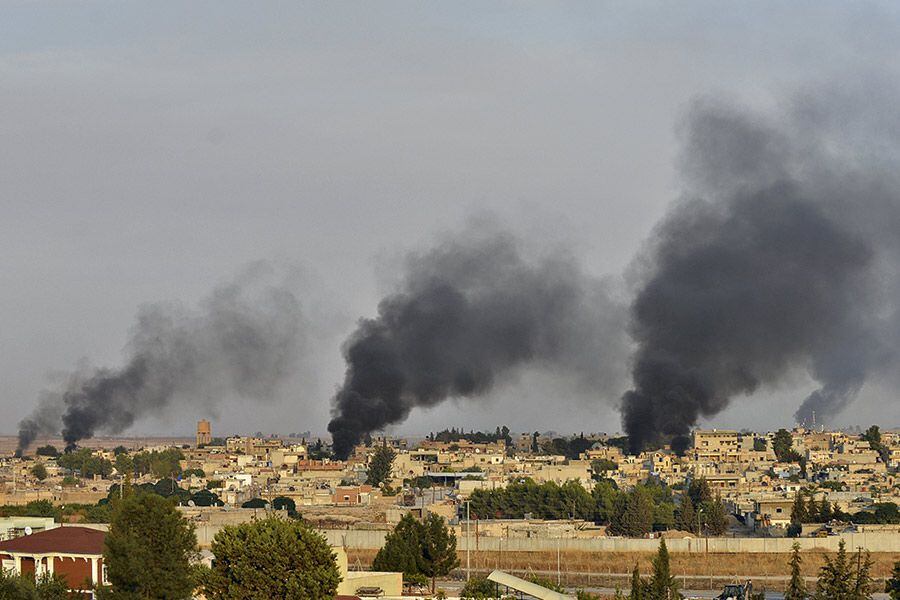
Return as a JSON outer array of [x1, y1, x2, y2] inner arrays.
[[429, 426, 512, 446], [467, 476, 728, 536], [57, 448, 113, 478], [0, 571, 69, 599], [201, 517, 339, 599]]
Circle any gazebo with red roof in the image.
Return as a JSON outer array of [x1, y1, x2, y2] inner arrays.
[[0, 526, 107, 590]]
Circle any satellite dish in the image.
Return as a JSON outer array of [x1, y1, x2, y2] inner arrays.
[[188, 500, 196, 507], [24, 527, 32, 535]]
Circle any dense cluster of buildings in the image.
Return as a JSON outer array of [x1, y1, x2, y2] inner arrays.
[[1, 423, 898, 539]]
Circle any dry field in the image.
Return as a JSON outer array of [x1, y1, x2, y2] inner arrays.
[[346, 548, 900, 589]]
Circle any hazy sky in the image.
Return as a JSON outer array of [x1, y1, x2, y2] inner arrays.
[[3, 1, 900, 439]]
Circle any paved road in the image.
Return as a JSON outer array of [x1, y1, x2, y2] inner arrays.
[[435, 579, 890, 600]]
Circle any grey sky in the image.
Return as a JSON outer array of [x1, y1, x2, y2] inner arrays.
[[3, 1, 900, 439]]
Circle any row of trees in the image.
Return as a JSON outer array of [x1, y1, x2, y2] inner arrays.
[[91, 489, 341, 599], [784, 541, 876, 600], [429, 426, 513, 446], [467, 477, 728, 536], [792, 490, 900, 528]]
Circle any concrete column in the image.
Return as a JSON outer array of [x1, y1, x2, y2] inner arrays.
[[90, 557, 99, 584], [13, 555, 21, 574], [47, 556, 54, 575]]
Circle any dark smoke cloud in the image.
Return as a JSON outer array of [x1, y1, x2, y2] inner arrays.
[[328, 220, 626, 459], [623, 88, 900, 452], [16, 262, 305, 454]]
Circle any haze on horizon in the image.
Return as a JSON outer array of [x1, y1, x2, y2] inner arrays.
[[3, 1, 900, 440]]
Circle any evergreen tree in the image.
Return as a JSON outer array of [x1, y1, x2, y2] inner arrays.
[[629, 564, 646, 600], [791, 492, 809, 525], [373, 513, 425, 579], [703, 494, 728, 536], [648, 539, 680, 600], [784, 542, 807, 600], [687, 478, 712, 507], [367, 445, 396, 487], [815, 540, 853, 600], [807, 496, 820, 523], [611, 488, 654, 537], [852, 548, 875, 600], [773, 429, 795, 462], [885, 560, 900, 600], [819, 499, 833, 523], [421, 513, 460, 592], [676, 493, 696, 534]]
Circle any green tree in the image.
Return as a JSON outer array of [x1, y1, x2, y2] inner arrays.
[[610, 487, 654, 537], [791, 491, 809, 525], [202, 517, 339, 600], [629, 563, 647, 600], [0, 571, 70, 600], [35, 445, 59, 458], [592, 479, 620, 524], [648, 539, 680, 600], [815, 540, 853, 600], [773, 429, 803, 463], [373, 513, 425, 579], [421, 513, 460, 592], [784, 542, 807, 600], [367, 445, 396, 487], [115, 453, 134, 477], [687, 478, 712, 507], [753, 438, 767, 452], [861, 426, 890, 463], [819, 498, 833, 523], [853, 548, 875, 600], [886, 560, 900, 600], [591, 459, 618, 478], [241, 498, 268, 509], [677, 493, 697, 534], [703, 493, 728, 536], [24, 500, 57, 518], [31, 462, 48, 482], [102, 493, 198, 599], [272, 496, 298, 517]]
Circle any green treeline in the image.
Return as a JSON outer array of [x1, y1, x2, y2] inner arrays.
[[467, 477, 728, 537]]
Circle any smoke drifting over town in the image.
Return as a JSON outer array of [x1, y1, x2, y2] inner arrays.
[[327, 222, 627, 459], [622, 87, 900, 452], [16, 263, 305, 454]]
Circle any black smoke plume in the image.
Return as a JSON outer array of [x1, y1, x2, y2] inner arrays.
[[622, 89, 900, 452], [328, 221, 625, 459], [16, 262, 304, 454]]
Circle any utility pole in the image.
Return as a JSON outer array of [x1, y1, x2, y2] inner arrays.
[[466, 501, 471, 581], [556, 535, 561, 586], [856, 546, 865, 597]]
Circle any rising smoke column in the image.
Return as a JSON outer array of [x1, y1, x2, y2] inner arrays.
[[327, 222, 626, 459], [16, 262, 305, 454], [621, 96, 889, 453]]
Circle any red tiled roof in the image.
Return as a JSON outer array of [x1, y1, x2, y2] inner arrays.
[[0, 526, 105, 555]]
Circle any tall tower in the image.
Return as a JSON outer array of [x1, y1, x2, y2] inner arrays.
[[196, 419, 212, 447]]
